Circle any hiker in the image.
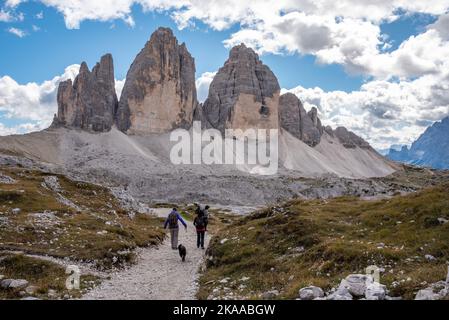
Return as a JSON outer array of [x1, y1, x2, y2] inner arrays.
[[194, 210, 207, 249], [164, 208, 187, 250], [194, 203, 210, 231]]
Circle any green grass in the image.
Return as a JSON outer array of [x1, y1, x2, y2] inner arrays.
[[0, 253, 100, 299], [198, 183, 449, 300]]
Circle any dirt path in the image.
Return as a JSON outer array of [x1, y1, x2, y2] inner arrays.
[[82, 209, 210, 300]]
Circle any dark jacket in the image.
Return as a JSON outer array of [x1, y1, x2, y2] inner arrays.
[[194, 215, 207, 232]]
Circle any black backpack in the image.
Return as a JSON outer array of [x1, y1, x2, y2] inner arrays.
[[168, 212, 178, 228], [196, 215, 206, 228]]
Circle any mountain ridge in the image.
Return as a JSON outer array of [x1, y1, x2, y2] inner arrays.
[[388, 116, 449, 169]]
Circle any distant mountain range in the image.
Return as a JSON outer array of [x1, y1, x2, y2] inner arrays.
[[388, 116, 449, 169]]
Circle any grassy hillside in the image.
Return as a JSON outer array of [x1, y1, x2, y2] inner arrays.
[[0, 166, 165, 267], [198, 183, 449, 300], [0, 165, 165, 299]]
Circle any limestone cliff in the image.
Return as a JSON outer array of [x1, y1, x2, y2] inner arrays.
[[116, 27, 197, 134], [53, 54, 118, 132], [201, 44, 280, 134]]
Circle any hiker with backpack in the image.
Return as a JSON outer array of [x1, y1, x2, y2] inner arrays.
[[164, 208, 187, 250], [194, 210, 207, 249], [194, 203, 210, 231]]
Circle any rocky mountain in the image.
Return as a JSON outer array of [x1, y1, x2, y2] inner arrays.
[[199, 44, 280, 134], [279, 93, 323, 147], [333, 126, 371, 149], [52, 54, 118, 132], [388, 116, 449, 169], [116, 27, 197, 134], [279, 92, 371, 150]]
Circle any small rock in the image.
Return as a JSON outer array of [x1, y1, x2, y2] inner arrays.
[[220, 238, 228, 245], [437, 217, 448, 224], [425, 254, 436, 261], [298, 286, 325, 300], [47, 289, 57, 298], [365, 282, 387, 300], [1, 279, 29, 289], [25, 285, 38, 295], [11, 208, 21, 215], [21, 297, 40, 300], [415, 288, 440, 300], [261, 290, 279, 300]]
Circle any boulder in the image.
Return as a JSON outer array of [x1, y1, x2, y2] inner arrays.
[[339, 274, 373, 297], [53, 54, 118, 132], [415, 288, 440, 300], [202, 44, 280, 134], [116, 27, 197, 134], [327, 286, 353, 300], [298, 286, 325, 300], [415, 281, 448, 300], [365, 282, 387, 300], [1, 279, 29, 290]]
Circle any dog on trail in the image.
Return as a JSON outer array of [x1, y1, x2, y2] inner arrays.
[[178, 244, 187, 262]]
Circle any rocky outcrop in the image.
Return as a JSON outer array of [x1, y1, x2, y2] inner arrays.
[[201, 44, 280, 134], [279, 93, 322, 147], [334, 127, 371, 149], [53, 54, 118, 132], [116, 27, 197, 134]]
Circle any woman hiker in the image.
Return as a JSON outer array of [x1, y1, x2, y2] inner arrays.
[[193, 210, 207, 249], [164, 208, 187, 250]]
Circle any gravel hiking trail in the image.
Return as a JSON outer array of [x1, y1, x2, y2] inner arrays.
[[82, 208, 210, 300]]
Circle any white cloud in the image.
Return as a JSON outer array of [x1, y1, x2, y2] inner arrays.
[[0, 10, 14, 22], [36, 11, 44, 19], [284, 70, 449, 149], [115, 78, 125, 100], [0, 122, 45, 136], [7, 27, 26, 37], [38, 0, 137, 29], [12, 1, 447, 81], [0, 8, 24, 22], [195, 71, 216, 103], [0, 65, 79, 135], [5, 0, 23, 8]]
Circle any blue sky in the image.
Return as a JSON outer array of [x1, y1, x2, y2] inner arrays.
[[1, 1, 449, 149], [0, 1, 364, 90]]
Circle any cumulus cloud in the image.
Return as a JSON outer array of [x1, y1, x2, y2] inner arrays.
[[195, 71, 216, 103], [0, 65, 79, 135], [8, 0, 446, 80], [2, 0, 449, 147], [284, 70, 449, 149]]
